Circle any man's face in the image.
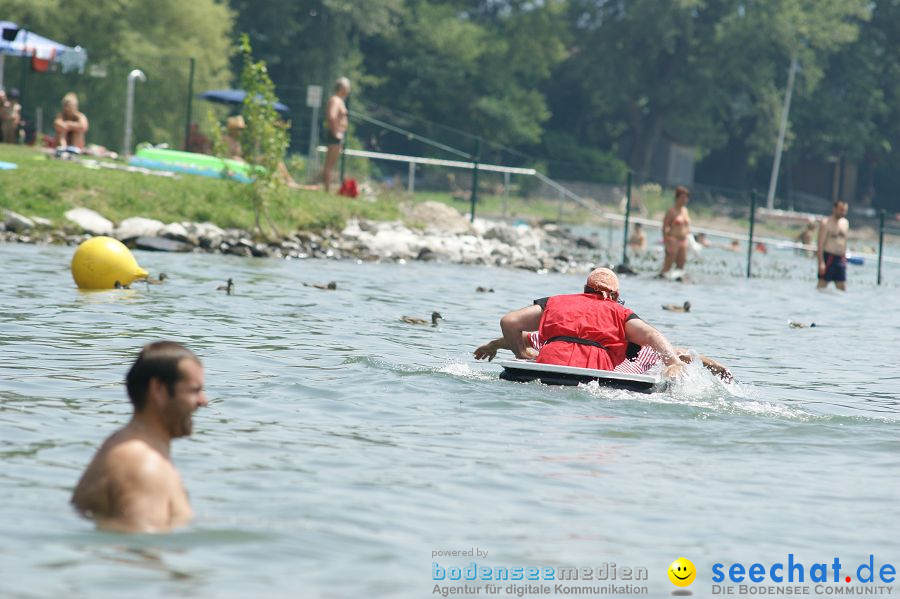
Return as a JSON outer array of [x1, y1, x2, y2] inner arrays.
[[836, 202, 848, 218], [163, 359, 207, 438]]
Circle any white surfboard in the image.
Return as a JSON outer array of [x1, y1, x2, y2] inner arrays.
[[497, 359, 663, 393]]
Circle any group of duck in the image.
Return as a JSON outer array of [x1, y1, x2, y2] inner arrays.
[[155, 274, 826, 330]]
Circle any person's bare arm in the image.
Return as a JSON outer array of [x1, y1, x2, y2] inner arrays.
[[475, 332, 536, 361], [53, 113, 68, 131], [73, 111, 89, 134], [325, 98, 342, 138], [474, 337, 507, 361], [99, 444, 182, 533], [500, 305, 543, 359], [625, 318, 682, 376], [698, 355, 733, 382], [817, 218, 828, 273], [662, 210, 673, 238]]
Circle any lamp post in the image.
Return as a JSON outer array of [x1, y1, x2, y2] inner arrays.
[[766, 54, 799, 210], [122, 69, 146, 157]]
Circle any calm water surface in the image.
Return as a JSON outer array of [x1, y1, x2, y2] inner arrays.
[[1, 241, 898, 598]]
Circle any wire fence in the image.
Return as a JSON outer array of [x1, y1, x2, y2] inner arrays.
[[4, 53, 898, 284], [327, 143, 900, 286]]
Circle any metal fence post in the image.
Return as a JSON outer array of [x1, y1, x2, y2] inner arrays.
[[877, 209, 885, 286], [747, 191, 757, 279], [470, 137, 481, 223], [622, 171, 632, 266], [407, 161, 415, 194], [502, 171, 510, 219], [122, 69, 147, 157], [557, 188, 564, 224], [183, 57, 195, 150]]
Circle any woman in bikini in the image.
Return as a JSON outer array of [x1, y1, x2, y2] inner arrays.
[[660, 185, 691, 276]]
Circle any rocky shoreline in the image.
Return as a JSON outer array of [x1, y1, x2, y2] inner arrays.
[[2, 202, 612, 274]]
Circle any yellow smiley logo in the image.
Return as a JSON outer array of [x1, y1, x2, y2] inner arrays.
[[668, 557, 696, 587]]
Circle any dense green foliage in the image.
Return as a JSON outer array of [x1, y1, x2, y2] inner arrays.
[[5, 0, 900, 209], [3, 0, 234, 149], [230, 34, 291, 236]]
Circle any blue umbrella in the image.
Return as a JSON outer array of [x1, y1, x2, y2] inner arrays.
[[199, 89, 290, 114]]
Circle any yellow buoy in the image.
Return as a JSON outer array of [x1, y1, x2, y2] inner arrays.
[[71, 236, 149, 289]]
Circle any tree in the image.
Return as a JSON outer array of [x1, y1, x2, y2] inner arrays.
[[359, 1, 566, 153], [3, 0, 234, 150], [553, 0, 869, 185], [790, 0, 898, 206], [232, 34, 291, 236], [230, 0, 402, 149]]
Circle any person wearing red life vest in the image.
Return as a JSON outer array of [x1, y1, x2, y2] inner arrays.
[[499, 267, 684, 377]]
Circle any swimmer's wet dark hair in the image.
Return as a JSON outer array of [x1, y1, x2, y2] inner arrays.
[[125, 341, 200, 411]]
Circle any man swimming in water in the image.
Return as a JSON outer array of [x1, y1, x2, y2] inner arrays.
[[71, 341, 208, 532], [474, 326, 733, 382], [817, 200, 849, 291], [495, 268, 685, 377]]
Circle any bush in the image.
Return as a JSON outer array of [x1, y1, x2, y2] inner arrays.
[[543, 132, 628, 183]]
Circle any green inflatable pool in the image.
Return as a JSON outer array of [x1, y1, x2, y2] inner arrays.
[[129, 148, 262, 182]]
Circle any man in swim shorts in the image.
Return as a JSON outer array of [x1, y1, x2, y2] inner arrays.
[[71, 341, 208, 532], [497, 268, 684, 377], [320, 77, 350, 193], [817, 200, 849, 291]]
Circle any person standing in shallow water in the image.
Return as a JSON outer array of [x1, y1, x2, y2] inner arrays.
[[71, 341, 208, 533], [660, 186, 691, 276], [817, 200, 849, 291]]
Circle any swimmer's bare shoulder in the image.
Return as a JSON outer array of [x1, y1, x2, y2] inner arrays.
[[72, 431, 192, 533]]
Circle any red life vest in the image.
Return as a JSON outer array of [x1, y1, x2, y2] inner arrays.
[[536, 293, 635, 370]]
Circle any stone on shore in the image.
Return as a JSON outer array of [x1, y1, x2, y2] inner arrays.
[[133, 236, 195, 253], [404, 201, 472, 234], [4, 209, 34, 233], [31, 216, 53, 229], [3, 207, 602, 275], [159, 222, 191, 243], [186, 222, 226, 248], [115, 217, 164, 240], [64, 208, 113, 235]]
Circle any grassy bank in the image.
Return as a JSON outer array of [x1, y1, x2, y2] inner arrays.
[[0, 145, 604, 232], [0, 145, 399, 232], [0, 145, 818, 242], [406, 190, 604, 224]]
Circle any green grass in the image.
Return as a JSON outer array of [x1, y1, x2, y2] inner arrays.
[[0, 144, 808, 241], [0, 145, 399, 233], [400, 190, 607, 224]]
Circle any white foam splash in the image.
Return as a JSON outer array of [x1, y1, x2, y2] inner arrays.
[[584, 357, 811, 420], [439, 361, 495, 381]]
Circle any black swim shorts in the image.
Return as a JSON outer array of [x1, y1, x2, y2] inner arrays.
[[819, 251, 847, 282]]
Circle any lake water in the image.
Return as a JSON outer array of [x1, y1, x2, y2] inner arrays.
[[1, 240, 898, 599]]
